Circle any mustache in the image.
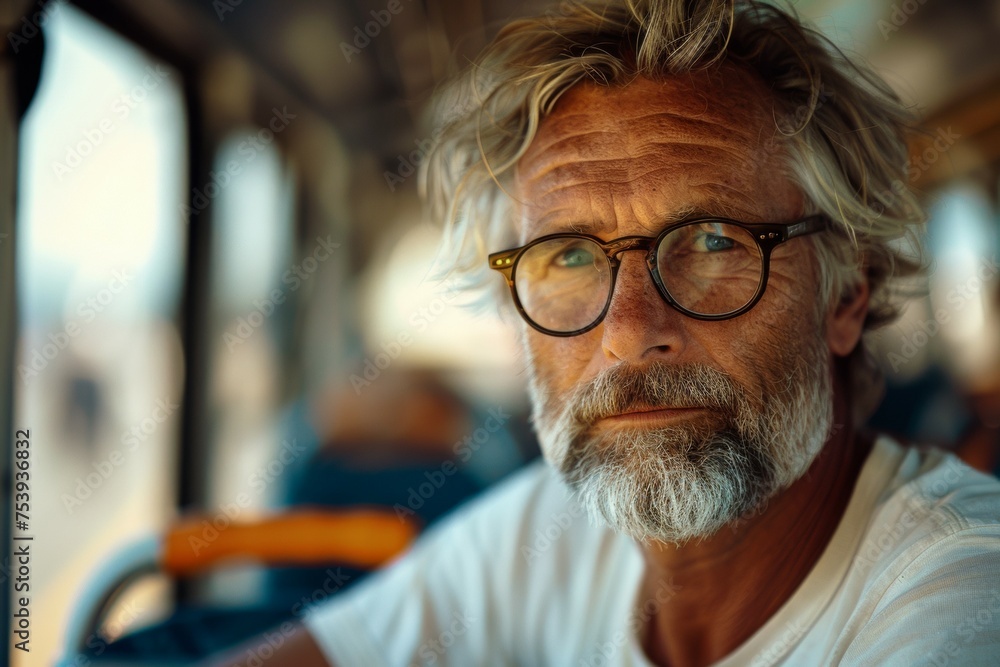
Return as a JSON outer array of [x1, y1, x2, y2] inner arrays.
[[566, 362, 744, 426]]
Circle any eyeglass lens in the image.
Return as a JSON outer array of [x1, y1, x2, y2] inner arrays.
[[512, 221, 764, 333]]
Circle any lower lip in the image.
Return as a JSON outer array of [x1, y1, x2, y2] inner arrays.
[[600, 407, 709, 426]]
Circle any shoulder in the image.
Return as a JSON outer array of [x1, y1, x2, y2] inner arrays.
[[874, 441, 1000, 599], [302, 459, 639, 666], [402, 458, 638, 620], [871, 443, 1000, 605], [856, 437, 1000, 550], [862, 440, 1000, 561], [839, 438, 1000, 664], [440, 458, 598, 556], [388, 457, 589, 564]]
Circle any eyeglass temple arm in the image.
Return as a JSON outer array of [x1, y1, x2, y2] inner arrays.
[[785, 215, 828, 240], [488, 250, 518, 281]]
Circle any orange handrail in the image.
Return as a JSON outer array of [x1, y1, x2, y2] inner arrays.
[[161, 509, 420, 577]]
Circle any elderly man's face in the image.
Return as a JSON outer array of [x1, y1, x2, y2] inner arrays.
[[514, 69, 838, 543]]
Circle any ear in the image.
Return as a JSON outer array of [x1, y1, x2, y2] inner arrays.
[[826, 278, 870, 357]]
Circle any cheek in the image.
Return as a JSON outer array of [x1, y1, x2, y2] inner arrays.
[[685, 283, 819, 394], [523, 325, 600, 398]]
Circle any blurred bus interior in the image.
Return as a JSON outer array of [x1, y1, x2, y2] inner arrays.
[[1, 0, 999, 664]]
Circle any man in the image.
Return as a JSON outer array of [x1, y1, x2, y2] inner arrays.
[[211, 1, 1000, 665]]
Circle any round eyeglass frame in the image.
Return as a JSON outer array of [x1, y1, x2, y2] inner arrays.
[[487, 215, 829, 337]]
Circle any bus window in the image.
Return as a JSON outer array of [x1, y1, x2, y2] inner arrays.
[[15, 5, 186, 662], [200, 130, 297, 606]]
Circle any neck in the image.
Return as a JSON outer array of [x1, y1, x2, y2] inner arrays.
[[639, 380, 873, 667]]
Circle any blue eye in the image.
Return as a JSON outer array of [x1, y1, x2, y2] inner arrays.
[[555, 246, 595, 267], [702, 234, 735, 252]]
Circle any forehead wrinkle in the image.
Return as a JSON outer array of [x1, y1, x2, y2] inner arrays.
[[522, 117, 767, 181], [521, 155, 783, 233], [526, 152, 761, 204], [528, 108, 760, 152], [544, 70, 774, 120], [524, 128, 622, 164], [526, 76, 775, 142], [515, 73, 799, 240], [623, 112, 766, 150], [635, 140, 767, 169], [520, 136, 773, 195]]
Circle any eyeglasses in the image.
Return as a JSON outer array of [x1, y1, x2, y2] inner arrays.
[[488, 215, 828, 336]]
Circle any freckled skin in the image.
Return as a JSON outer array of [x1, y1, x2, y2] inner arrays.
[[514, 67, 872, 667], [516, 70, 817, 433]]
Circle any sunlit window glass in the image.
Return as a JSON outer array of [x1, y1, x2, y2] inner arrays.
[[15, 5, 186, 658]]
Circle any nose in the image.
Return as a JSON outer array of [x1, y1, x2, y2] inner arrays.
[[599, 250, 687, 363]]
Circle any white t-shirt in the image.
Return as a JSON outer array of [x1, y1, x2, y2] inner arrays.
[[304, 437, 1000, 666]]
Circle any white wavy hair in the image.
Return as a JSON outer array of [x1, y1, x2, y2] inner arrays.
[[421, 0, 926, 422]]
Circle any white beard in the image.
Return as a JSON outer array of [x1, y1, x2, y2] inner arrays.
[[526, 330, 833, 545]]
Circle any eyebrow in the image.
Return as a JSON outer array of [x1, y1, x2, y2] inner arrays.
[[556, 205, 729, 236]]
